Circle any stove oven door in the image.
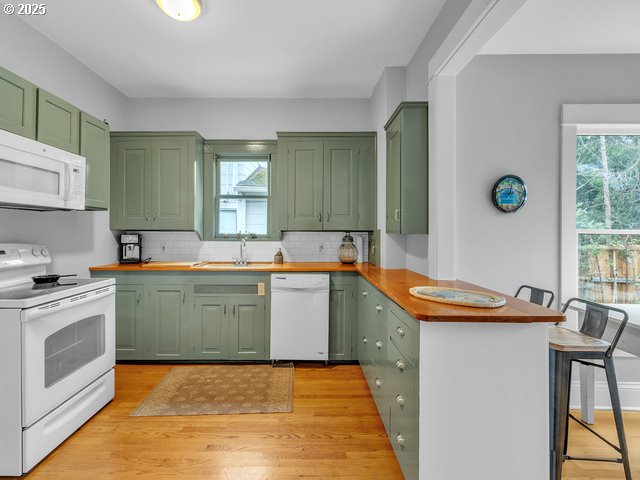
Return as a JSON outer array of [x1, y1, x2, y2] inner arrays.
[[21, 285, 115, 427]]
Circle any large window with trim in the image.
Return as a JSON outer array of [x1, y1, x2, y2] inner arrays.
[[561, 105, 640, 311], [204, 141, 277, 240]]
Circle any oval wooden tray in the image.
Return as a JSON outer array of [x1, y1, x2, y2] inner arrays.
[[409, 286, 506, 308]]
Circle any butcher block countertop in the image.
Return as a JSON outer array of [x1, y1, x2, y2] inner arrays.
[[90, 262, 563, 324]]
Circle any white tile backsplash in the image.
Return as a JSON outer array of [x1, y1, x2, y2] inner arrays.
[[141, 231, 368, 263]]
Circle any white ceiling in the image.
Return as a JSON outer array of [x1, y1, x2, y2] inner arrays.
[[481, 0, 640, 55], [20, 0, 445, 99]]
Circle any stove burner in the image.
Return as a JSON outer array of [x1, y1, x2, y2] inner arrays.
[[32, 282, 78, 290]]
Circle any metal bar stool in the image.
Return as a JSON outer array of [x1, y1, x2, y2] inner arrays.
[[514, 284, 555, 308], [549, 298, 631, 480]]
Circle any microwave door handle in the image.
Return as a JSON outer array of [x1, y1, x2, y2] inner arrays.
[[62, 162, 72, 202]]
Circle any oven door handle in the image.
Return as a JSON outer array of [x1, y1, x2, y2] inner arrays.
[[23, 286, 115, 322]]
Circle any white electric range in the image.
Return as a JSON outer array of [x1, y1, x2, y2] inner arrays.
[[0, 244, 116, 476]]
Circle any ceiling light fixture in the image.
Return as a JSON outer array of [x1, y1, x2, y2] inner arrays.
[[156, 0, 202, 22]]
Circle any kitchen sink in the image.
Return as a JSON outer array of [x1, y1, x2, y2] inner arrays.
[[190, 262, 272, 269]]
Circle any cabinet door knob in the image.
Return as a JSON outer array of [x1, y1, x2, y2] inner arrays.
[[362, 291, 368, 297], [375, 305, 383, 312], [396, 327, 405, 337], [318, 212, 322, 222], [224, 304, 226, 315], [145, 210, 150, 221], [396, 360, 406, 371], [182, 292, 186, 304], [326, 212, 330, 222], [396, 395, 406, 406], [153, 210, 157, 221], [396, 434, 406, 447], [136, 291, 141, 303], [362, 337, 368, 344], [375, 378, 382, 387], [375, 340, 383, 349], [394, 209, 400, 221]]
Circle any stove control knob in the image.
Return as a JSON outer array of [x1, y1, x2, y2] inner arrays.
[[40, 248, 49, 257], [32, 248, 40, 257]]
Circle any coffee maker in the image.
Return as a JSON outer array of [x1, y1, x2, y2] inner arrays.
[[119, 234, 142, 264]]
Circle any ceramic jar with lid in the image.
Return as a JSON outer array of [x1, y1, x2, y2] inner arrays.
[[338, 233, 358, 264]]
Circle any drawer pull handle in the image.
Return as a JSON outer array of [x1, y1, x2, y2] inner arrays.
[[396, 395, 406, 407], [394, 209, 401, 221], [375, 378, 382, 387], [396, 360, 406, 371], [375, 305, 383, 312], [362, 291, 368, 297], [375, 340, 383, 349], [136, 291, 141, 303], [362, 337, 368, 344], [396, 434, 406, 447], [396, 327, 405, 337]]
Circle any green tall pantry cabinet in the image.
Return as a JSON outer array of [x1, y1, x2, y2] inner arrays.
[[110, 132, 204, 236], [385, 102, 428, 234], [277, 133, 376, 232]]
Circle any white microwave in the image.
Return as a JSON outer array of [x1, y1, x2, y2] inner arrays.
[[0, 129, 85, 210]]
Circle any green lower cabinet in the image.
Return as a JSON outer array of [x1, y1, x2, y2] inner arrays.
[[0, 65, 36, 139], [357, 277, 419, 480], [329, 274, 357, 361], [114, 284, 145, 360], [146, 284, 190, 360], [193, 297, 229, 360], [229, 296, 266, 360]]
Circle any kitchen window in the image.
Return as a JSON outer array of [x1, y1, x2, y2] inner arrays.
[[561, 105, 640, 307], [203, 141, 277, 240]]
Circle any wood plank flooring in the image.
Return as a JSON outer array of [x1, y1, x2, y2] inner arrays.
[[564, 409, 640, 480], [21, 364, 404, 480], [18, 364, 640, 479]]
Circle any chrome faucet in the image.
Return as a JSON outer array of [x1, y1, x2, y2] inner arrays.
[[236, 238, 249, 266]]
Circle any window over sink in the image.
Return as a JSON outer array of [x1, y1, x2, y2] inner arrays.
[[203, 141, 277, 240]]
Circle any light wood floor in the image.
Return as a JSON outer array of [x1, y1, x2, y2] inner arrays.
[[19, 364, 640, 479], [22, 364, 404, 480]]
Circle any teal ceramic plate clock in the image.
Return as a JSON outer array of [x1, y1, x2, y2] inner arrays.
[[492, 174, 527, 213]]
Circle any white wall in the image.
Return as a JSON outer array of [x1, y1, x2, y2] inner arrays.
[[125, 98, 370, 137], [456, 53, 640, 387], [369, 67, 408, 269], [0, 16, 128, 275]]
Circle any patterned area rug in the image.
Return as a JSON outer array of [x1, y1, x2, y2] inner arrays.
[[131, 364, 294, 416]]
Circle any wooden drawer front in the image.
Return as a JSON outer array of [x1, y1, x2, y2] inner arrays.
[[387, 306, 418, 366]]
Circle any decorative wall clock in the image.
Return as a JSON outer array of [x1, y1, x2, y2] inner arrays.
[[492, 174, 527, 213]]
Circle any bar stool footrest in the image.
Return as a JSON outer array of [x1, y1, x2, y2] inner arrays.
[[565, 455, 623, 464]]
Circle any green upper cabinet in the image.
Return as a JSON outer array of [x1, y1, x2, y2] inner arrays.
[[80, 112, 110, 210], [286, 140, 324, 230], [278, 133, 376, 232], [0, 66, 36, 139], [36, 89, 80, 154], [324, 140, 359, 230], [110, 132, 204, 236], [384, 102, 428, 234]]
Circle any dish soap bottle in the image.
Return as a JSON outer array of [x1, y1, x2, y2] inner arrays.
[[274, 248, 284, 264]]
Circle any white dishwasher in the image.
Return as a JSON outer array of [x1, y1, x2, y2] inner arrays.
[[270, 273, 330, 361]]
